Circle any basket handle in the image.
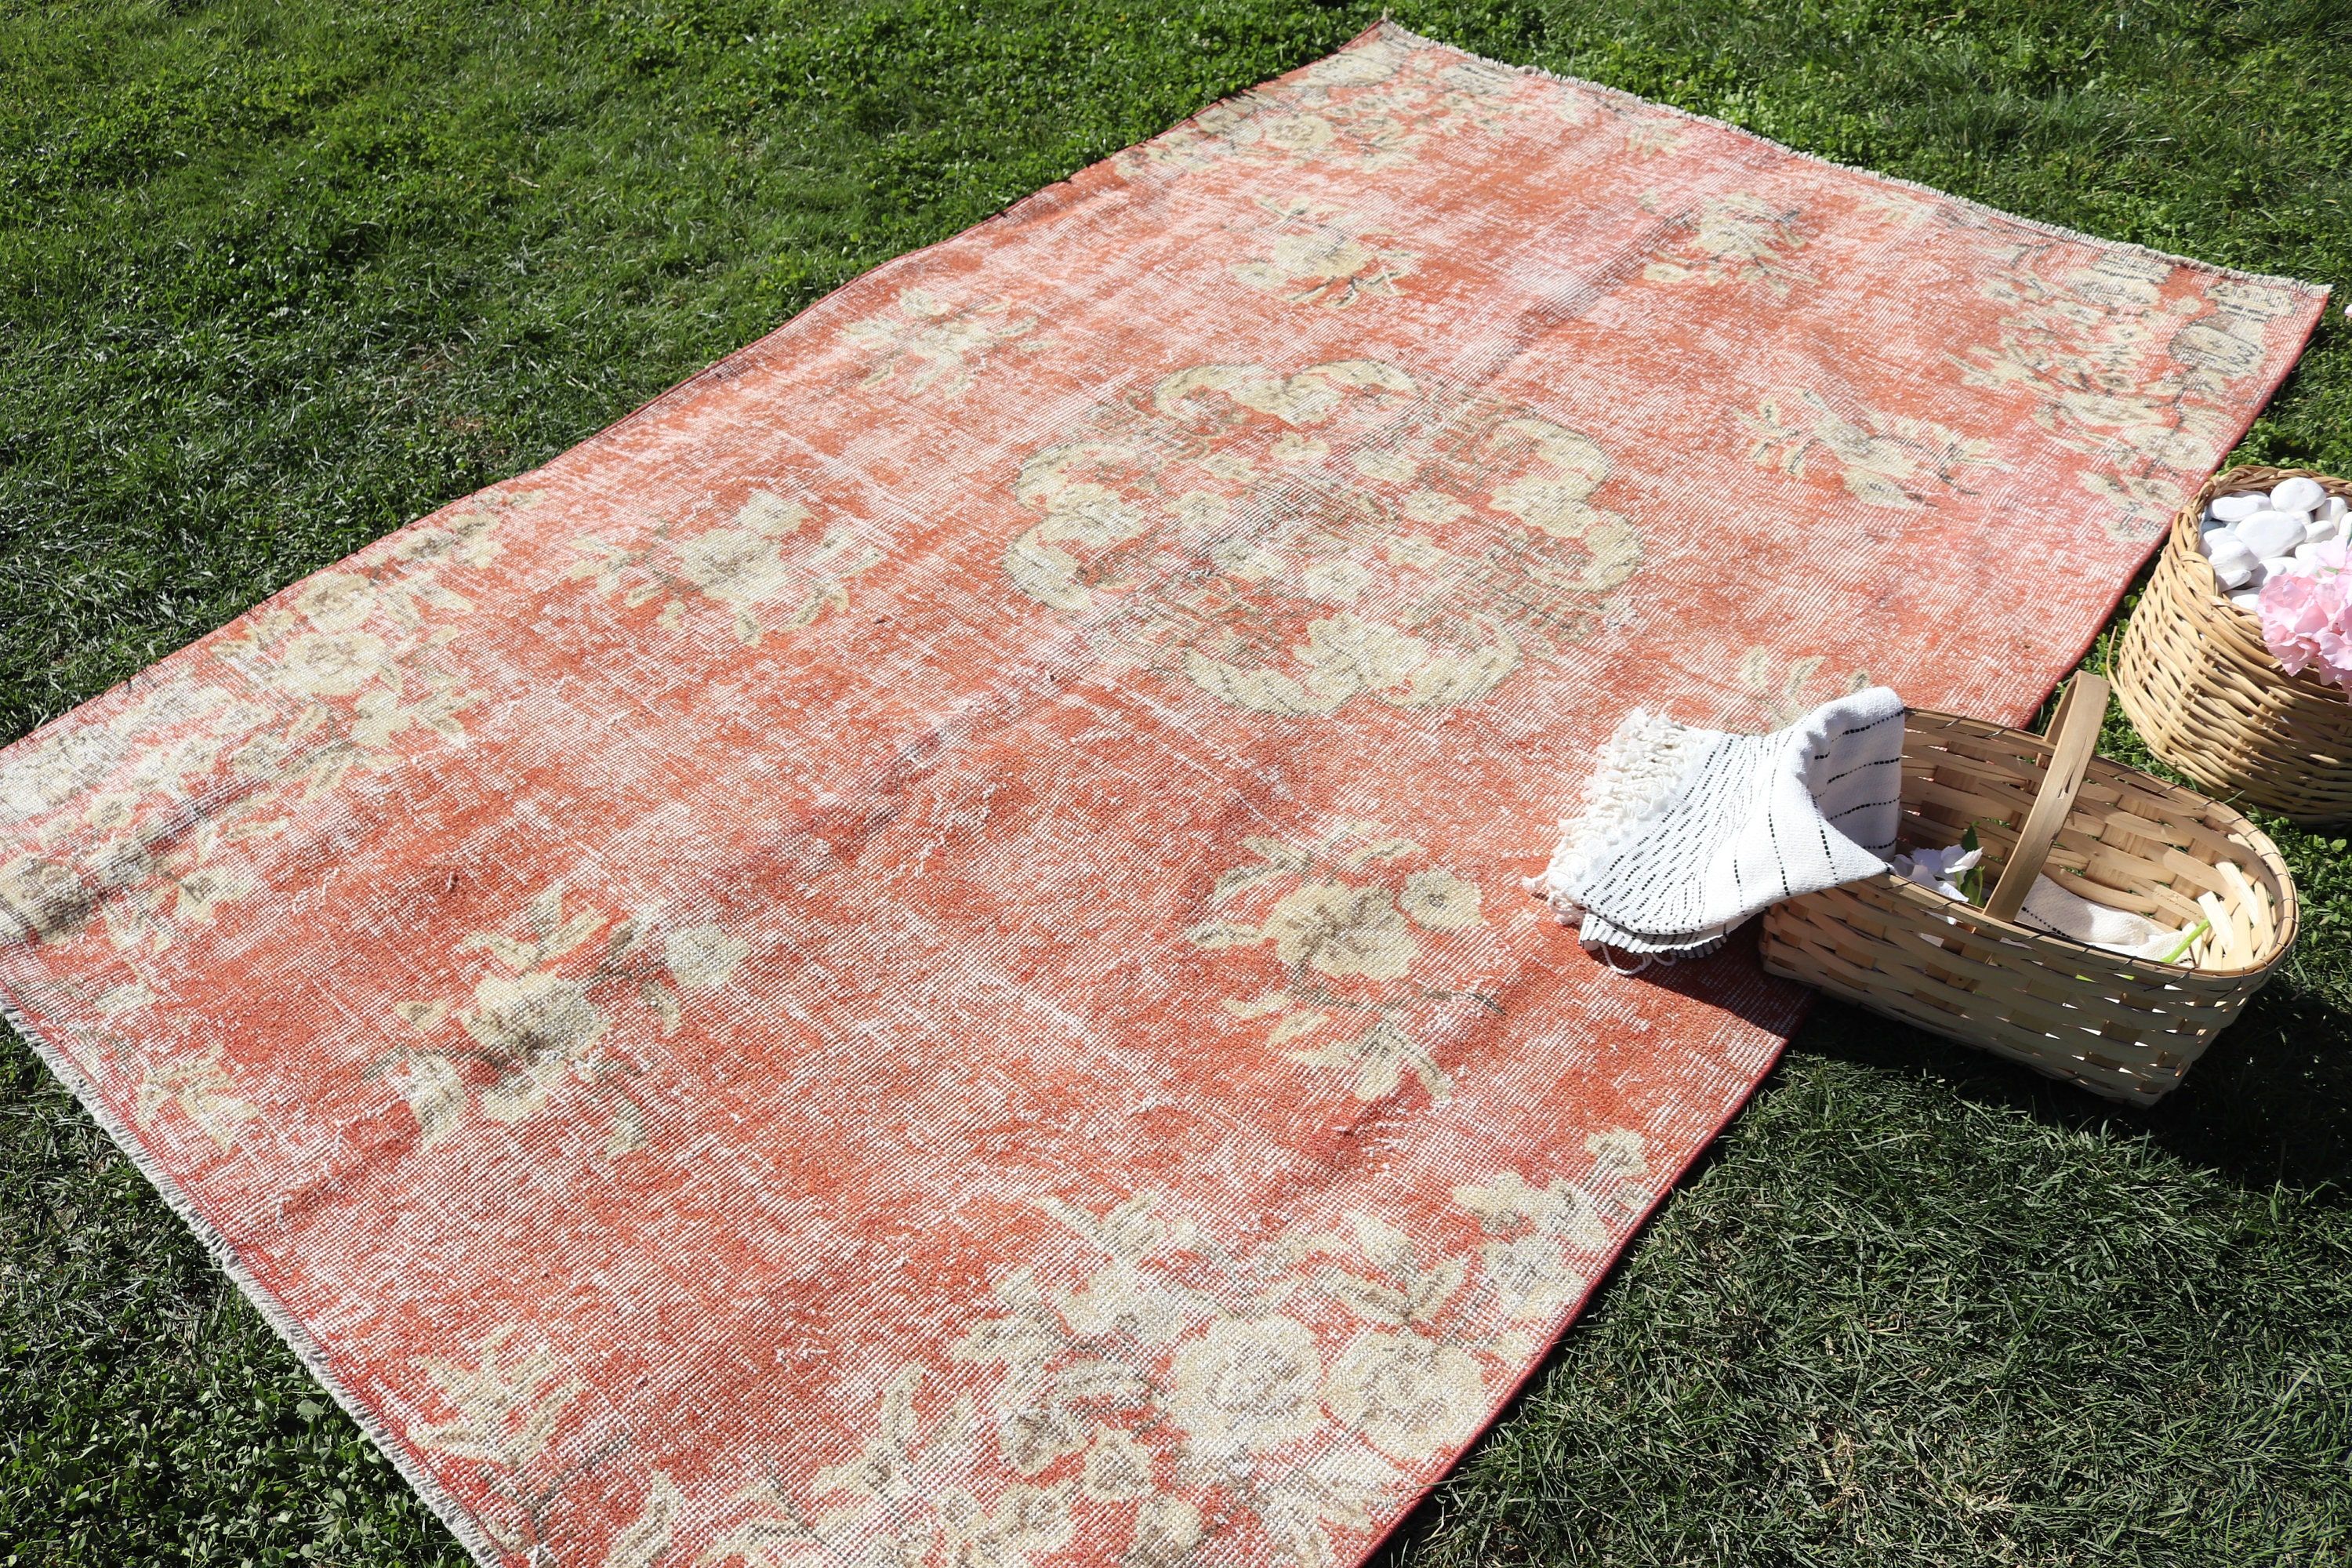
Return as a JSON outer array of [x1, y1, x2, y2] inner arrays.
[[1981, 672, 2109, 924]]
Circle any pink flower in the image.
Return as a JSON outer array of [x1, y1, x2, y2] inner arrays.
[[2258, 540, 2352, 689]]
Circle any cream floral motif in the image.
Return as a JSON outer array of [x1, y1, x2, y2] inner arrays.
[[840, 285, 1042, 397], [1744, 390, 2004, 510], [379, 886, 750, 1150], [13, 981, 263, 1153], [1321, 1333, 1484, 1461], [602, 1472, 688, 1568], [568, 489, 883, 644], [0, 496, 528, 958], [0, 676, 284, 851], [1454, 1131, 1654, 1325], [1953, 238, 2305, 539], [409, 1326, 595, 1558], [1737, 648, 1873, 728], [134, 1042, 263, 1151], [1642, 193, 1813, 299], [691, 1145, 1648, 1568], [1003, 360, 1639, 717], [1189, 823, 1492, 1103], [412, 1327, 586, 1467], [1535, 74, 1686, 153], [224, 497, 510, 770], [1132, 33, 1536, 176], [697, 1366, 1087, 1568], [1621, 118, 1685, 158], [1228, 198, 1417, 310]]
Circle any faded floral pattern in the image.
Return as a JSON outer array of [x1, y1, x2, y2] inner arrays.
[[134, 1042, 263, 1150], [1953, 242, 2297, 539], [1736, 647, 1874, 728], [408, 1327, 592, 1559], [840, 286, 1043, 397], [224, 499, 509, 771], [1189, 823, 1493, 1102], [0, 855, 95, 946], [4, 982, 262, 1154], [685, 1149, 1646, 1568], [0, 22, 2323, 1568], [568, 489, 882, 644], [1134, 32, 1537, 175], [1744, 391, 2005, 510], [381, 887, 749, 1151], [1228, 198, 1417, 309], [1642, 192, 1813, 299], [0, 491, 527, 961], [1003, 358, 1639, 716]]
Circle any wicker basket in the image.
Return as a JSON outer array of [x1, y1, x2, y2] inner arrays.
[[2114, 464, 2352, 825], [1760, 675, 2296, 1105]]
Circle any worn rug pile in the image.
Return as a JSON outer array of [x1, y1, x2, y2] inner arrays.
[[0, 24, 2325, 1568]]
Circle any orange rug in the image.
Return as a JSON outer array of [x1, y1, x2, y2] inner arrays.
[[0, 24, 2325, 1568]]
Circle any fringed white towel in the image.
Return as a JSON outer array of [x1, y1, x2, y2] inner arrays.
[[1528, 687, 1907, 956]]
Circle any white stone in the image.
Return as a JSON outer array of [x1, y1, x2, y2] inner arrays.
[[2209, 492, 2270, 523], [2294, 541, 2334, 568], [2203, 530, 2259, 587], [2235, 510, 2307, 557], [2307, 516, 2342, 546], [2324, 496, 2350, 524], [2271, 477, 2328, 513], [2261, 555, 2299, 583], [2229, 588, 2263, 612]]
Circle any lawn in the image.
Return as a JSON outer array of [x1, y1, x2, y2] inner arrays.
[[2, 0, 2350, 1562]]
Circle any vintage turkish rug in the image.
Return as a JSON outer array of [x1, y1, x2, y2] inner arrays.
[[0, 23, 2325, 1568]]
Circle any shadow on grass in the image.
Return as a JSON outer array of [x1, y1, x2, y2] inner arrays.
[[1789, 977, 2352, 1198], [1369, 975, 2352, 1567]]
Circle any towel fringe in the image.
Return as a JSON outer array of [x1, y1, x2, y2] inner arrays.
[[1523, 706, 1702, 928]]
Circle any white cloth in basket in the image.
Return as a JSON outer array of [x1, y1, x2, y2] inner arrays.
[[1527, 687, 1907, 956], [1893, 833, 2188, 961], [2022, 877, 2184, 960]]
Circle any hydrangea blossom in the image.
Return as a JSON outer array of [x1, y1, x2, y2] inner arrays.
[[2257, 539, 2352, 690]]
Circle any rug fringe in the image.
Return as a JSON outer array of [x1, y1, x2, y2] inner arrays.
[[1523, 705, 1700, 925]]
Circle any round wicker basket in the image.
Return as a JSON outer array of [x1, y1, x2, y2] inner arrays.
[[1760, 676, 2296, 1106], [2114, 464, 2352, 825]]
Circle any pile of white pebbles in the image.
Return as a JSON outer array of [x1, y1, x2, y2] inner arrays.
[[2198, 475, 2345, 612]]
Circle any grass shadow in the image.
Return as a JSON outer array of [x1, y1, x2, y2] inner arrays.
[[1788, 977, 2352, 1198]]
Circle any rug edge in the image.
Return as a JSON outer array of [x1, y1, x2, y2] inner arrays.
[[0, 989, 510, 1568], [1377, 18, 2332, 298], [1341, 999, 1802, 1568]]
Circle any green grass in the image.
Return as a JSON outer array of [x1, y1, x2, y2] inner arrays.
[[3, 0, 2350, 1561]]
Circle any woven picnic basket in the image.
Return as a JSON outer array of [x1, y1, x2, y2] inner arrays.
[[1759, 674, 2296, 1105], [2114, 464, 2352, 825]]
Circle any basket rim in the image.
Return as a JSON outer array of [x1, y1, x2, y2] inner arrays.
[[1881, 706, 2299, 982], [2168, 463, 2352, 638]]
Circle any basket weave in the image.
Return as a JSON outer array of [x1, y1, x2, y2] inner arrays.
[[1760, 676, 2296, 1105], [2114, 464, 2352, 825]]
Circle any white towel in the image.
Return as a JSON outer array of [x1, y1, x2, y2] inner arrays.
[[2018, 875, 2187, 962], [1893, 844, 2190, 962], [1527, 687, 1907, 956]]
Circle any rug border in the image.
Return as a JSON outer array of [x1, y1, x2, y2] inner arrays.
[[1377, 19, 2327, 296], [0, 993, 512, 1568], [0, 22, 2330, 1568]]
